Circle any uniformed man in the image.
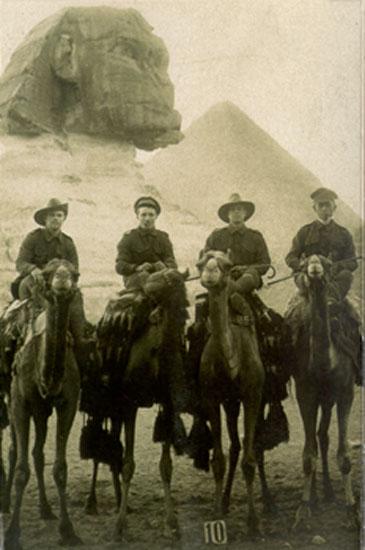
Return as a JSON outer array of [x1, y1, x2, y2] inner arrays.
[[285, 187, 358, 300], [188, 194, 288, 468], [13, 197, 87, 355], [285, 187, 362, 385], [203, 192, 271, 293], [115, 196, 191, 436], [116, 196, 177, 289]]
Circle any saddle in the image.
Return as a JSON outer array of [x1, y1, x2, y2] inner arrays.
[[0, 299, 31, 388]]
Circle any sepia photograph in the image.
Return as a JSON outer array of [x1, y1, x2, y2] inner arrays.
[[0, 1, 363, 549]]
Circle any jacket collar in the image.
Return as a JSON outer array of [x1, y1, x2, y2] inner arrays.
[[137, 227, 157, 236], [228, 223, 246, 235], [43, 228, 63, 242], [314, 218, 334, 228]]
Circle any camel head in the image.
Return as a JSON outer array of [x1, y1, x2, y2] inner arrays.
[[197, 250, 233, 290], [42, 259, 79, 299], [303, 254, 332, 282], [143, 268, 188, 305]]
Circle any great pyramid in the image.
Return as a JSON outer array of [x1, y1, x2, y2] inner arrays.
[[144, 101, 362, 310]]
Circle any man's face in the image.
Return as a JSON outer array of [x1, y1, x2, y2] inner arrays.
[[228, 204, 247, 225], [137, 207, 158, 229], [313, 200, 336, 222], [45, 210, 66, 232]]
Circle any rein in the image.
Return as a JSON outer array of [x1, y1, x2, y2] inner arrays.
[[186, 263, 276, 283], [267, 255, 364, 287]]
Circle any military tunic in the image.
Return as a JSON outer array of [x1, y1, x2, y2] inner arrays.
[[16, 227, 79, 276], [115, 227, 177, 277], [285, 220, 358, 272], [204, 225, 271, 275]]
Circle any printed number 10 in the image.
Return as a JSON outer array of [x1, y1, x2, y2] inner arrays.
[[204, 520, 227, 544]]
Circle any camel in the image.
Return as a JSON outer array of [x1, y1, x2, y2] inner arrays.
[[87, 268, 190, 541], [4, 259, 82, 550], [196, 251, 265, 535], [284, 254, 358, 529]]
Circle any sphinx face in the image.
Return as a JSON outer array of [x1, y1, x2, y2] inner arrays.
[[0, 7, 183, 150]]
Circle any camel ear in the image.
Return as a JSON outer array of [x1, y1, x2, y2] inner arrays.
[[318, 255, 332, 271], [196, 253, 208, 271], [180, 268, 190, 280], [226, 248, 233, 264]]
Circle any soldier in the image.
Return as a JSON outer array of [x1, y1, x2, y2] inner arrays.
[[188, 194, 288, 469], [13, 197, 88, 359], [203, 192, 271, 294], [285, 187, 361, 384], [116, 196, 177, 288], [285, 187, 358, 300], [115, 196, 190, 438]]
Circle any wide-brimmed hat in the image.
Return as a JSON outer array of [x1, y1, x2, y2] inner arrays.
[[134, 196, 161, 215], [34, 198, 69, 226], [310, 187, 338, 202], [218, 193, 255, 223]]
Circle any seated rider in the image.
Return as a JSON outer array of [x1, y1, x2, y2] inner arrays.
[[187, 194, 288, 467], [285, 187, 361, 383], [114, 196, 192, 418], [116, 196, 177, 288], [11, 198, 89, 367], [285, 187, 358, 302], [200, 192, 271, 314]]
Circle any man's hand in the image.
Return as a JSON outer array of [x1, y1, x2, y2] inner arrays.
[[136, 262, 153, 273], [31, 267, 45, 286], [230, 265, 247, 280], [153, 261, 166, 272]]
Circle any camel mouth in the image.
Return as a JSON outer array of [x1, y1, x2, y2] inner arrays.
[[52, 285, 73, 297], [307, 267, 324, 278], [201, 277, 219, 289]]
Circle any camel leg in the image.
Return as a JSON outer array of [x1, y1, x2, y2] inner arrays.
[[317, 404, 335, 502], [256, 449, 278, 515], [254, 404, 277, 515], [241, 395, 262, 537], [32, 412, 56, 519], [114, 408, 137, 541], [4, 402, 31, 550], [336, 390, 357, 524], [84, 460, 99, 515], [54, 403, 82, 546], [222, 400, 240, 515], [0, 427, 6, 512], [111, 417, 122, 511], [160, 440, 180, 539], [293, 386, 318, 530], [207, 403, 225, 518], [3, 423, 17, 513]]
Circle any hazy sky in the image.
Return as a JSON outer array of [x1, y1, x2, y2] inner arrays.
[[0, 0, 363, 214]]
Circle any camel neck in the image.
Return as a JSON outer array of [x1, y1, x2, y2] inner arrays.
[[42, 294, 71, 395], [208, 284, 235, 363], [308, 279, 331, 376]]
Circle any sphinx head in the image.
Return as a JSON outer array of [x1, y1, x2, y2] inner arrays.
[[0, 7, 182, 150]]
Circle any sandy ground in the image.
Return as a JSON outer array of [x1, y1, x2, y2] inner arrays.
[[0, 387, 362, 550]]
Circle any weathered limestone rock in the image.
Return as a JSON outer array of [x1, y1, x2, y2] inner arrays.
[[0, 7, 183, 150]]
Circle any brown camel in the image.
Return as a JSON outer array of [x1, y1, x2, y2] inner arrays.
[[196, 251, 265, 535], [88, 268, 190, 541], [4, 259, 82, 550], [285, 254, 358, 529]]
